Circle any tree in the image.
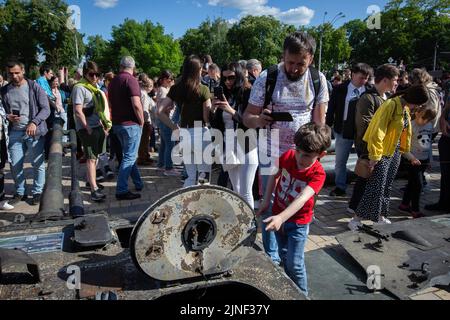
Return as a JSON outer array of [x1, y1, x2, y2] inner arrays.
[[0, 0, 84, 72], [180, 18, 231, 68], [226, 16, 296, 68], [344, 0, 450, 70], [300, 24, 352, 74], [86, 35, 113, 72], [106, 19, 183, 76]]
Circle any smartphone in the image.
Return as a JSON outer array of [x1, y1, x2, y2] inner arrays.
[[213, 86, 225, 101], [269, 112, 294, 122], [12, 110, 20, 117]]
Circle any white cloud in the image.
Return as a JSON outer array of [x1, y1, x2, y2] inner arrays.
[[208, 0, 314, 26], [276, 6, 315, 25], [193, 1, 202, 8], [94, 0, 119, 9]]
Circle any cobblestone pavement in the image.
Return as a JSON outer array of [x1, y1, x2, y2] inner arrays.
[[0, 145, 448, 300]]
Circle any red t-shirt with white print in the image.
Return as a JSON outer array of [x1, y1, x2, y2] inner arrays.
[[272, 149, 326, 225]]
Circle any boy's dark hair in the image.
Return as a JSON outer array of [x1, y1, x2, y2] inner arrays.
[[6, 60, 25, 70], [415, 105, 437, 122], [351, 63, 373, 77], [39, 65, 52, 76], [374, 64, 400, 83], [283, 31, 316, 56], [294, 123, 332, 154]]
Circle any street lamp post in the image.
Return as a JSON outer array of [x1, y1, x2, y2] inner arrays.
[[318, 12, 345, 73], [318, 12, 327, 73], [48, 12, 79, 64]]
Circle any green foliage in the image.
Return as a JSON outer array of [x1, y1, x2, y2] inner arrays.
[[300, 24, 352, 73], [344, 0, 450, 70], [226, 16, 296, 68], [180, 18, 231, 68], [0, 0, 84, 73], [87, 19, 183, 77]]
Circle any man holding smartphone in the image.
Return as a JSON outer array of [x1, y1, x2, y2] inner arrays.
[[0, 60, 50, 206], [243, 32, 329, 265]]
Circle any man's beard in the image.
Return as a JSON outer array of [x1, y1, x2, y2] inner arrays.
[[285, 73, 302, 81], [284, 67, 303, 82]]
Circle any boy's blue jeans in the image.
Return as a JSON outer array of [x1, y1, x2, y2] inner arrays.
[[275, 222, 310, 296]]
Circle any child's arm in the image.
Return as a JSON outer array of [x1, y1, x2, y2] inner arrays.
[[264, 186, 316, 232], [256, 168, 281, 216], [403, 152, 421, 166]]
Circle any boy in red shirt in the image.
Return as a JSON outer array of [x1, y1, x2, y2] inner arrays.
[[258, 123, 332, 296]]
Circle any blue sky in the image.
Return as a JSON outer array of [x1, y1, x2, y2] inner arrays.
[[68, 0, 389, 41]]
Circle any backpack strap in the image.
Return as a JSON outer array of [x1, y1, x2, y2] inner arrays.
[[264, 65, 322, 109], [264, 65, 279, 109], [309, 66, 321, 107]]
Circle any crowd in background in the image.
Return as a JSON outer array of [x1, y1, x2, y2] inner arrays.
[[0, 30, 449, 297]]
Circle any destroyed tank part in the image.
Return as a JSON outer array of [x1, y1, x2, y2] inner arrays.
[[392, 230, 433, 248], [0, 239, 303, 300], [306, 247, 395, 300], [73, 214, 114, 248], [68, 129, 85, 218], [0, 248, 40, 284], [35, 118, 66, 222], [337, 215, 450, 300], [130, 185, 256, 282]]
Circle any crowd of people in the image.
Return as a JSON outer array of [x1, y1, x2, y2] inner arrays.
[[0, 30, 449, 297]]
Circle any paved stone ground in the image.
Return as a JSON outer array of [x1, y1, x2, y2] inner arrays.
[[0, 143, 448, 300]]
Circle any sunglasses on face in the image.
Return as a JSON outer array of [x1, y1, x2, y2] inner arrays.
[[223, 75, 236, 81], [88, 72, 100, 78]]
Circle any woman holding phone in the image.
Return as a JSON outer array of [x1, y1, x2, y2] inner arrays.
[[157, 55, 212, 187], [211, 62, 259, 209]]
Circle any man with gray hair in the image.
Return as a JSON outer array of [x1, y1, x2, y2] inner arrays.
[[108, 56, 145, 201], [247, 59, 262, 85]]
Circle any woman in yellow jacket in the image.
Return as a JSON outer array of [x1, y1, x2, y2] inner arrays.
[[348, 85, 429, 230]]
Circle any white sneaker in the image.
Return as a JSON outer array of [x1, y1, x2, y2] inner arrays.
[[347, 207, 356, 215], [375, 216, 392, 226], [0, 201, 14, 211], [348, 218, 363, 231]]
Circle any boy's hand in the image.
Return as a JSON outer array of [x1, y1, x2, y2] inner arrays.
[[264, 215, 283, 232], [411, 158, 421, 166]]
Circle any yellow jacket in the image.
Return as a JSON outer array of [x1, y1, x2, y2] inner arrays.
[[363, 96, 412, 161]]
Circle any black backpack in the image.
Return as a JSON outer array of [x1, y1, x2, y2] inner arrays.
[[263, 65, 322, 110]]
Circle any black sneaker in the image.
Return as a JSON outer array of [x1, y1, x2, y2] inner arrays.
[[91, 189, 106, 202], [116, 192, 141, 201], [8, 194, 27, 206], [330, 188, 346, 197], [86, 182, 105, 190], [104, 166, 115, 179], [96, 169, 105, 182], [30, 194, 41, 206]]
